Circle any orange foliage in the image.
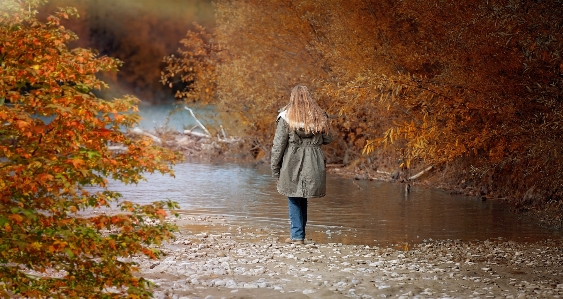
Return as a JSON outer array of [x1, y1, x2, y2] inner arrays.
[[161, 24, 220, 104], [1, 1, 182, 297], [167, 0, 563, 205]]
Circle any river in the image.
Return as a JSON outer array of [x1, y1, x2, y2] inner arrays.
[[102, 162, 562, 247]]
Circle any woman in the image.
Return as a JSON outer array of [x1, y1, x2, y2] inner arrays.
[[271, 85, 333, 244]]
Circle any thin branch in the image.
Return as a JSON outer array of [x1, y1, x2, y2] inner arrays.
[[184, 106, 211, 136]]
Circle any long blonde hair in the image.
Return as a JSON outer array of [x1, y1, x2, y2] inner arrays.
[[282, 85, 329, 134]]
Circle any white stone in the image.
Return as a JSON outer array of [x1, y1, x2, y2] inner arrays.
[[243, 283, 258, 288], [257, 282, 268, 288]]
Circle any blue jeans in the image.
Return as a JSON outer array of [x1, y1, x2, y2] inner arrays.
[[288, 197, 308, 240]]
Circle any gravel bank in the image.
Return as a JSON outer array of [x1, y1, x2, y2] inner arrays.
[[135, 215, 563, 299]]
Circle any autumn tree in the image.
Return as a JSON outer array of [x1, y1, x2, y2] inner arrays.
[[161, 23, 220, 105], [0, 1, 182, 297], [166, 0, 563, 210], [163, 1, 337, 158], [336, 0, 563, 206]]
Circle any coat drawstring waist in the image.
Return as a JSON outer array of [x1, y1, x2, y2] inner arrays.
[[288, 144, 321, 148]]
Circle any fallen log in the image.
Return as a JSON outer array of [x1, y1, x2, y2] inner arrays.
[[409, 166, 433, 180]]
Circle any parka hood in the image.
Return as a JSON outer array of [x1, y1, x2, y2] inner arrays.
[[278, 110, 316, 138]]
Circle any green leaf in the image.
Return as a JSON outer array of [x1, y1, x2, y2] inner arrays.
[[64, 248, 74, 258]]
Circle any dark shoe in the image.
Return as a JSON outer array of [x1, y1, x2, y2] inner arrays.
[[284, 237, 304, 245]]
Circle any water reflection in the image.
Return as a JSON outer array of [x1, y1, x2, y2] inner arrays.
[[103, 162, 562, 246]]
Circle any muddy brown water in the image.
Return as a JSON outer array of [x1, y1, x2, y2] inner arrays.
[[101, 162, 562, 247]]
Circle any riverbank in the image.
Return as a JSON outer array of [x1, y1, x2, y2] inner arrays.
[[134, 127, 562, 231], [324, 164, 563, 232], [136, 214, 563, 299]]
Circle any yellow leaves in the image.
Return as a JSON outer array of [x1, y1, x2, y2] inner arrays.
[[68, 158, 85, 169], [399, 160, 411, 169], [362, 139, 378, 155], [31, 242, 42, 251], [381, 127, 398, 145]]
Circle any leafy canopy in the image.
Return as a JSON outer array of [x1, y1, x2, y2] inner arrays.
[[0, 0, 182, 297], [166, 0, 563, 206]]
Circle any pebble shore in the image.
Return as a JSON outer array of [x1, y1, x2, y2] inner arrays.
[[135, 215, 563, 299]]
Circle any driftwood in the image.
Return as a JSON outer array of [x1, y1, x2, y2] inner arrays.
[[183, 107, 242, 144], [184, 106, 211, 137], [217, 137, 242, 144], [130, 127, 162, 144], [220, 125, 227, 139], [183, 130, 211, 138], [408, 166, 433, 180], [118, 108, 243, 157]]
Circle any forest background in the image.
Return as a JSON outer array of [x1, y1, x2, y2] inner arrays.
[[38, 0, 563, 223]]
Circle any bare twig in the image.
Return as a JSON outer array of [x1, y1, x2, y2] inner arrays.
[[220, 125, 227, 139], [184, 106, 211, 137]]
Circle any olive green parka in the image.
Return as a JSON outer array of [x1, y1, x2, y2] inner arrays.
[[271, 110, 333, 198]]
